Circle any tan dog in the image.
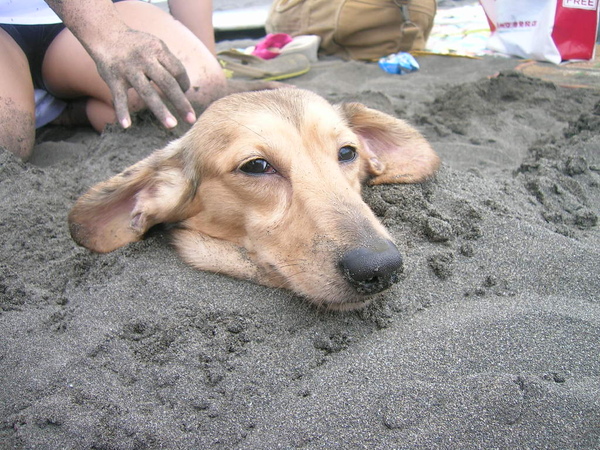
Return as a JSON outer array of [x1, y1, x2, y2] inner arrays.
[[69, 89, 439, 309]]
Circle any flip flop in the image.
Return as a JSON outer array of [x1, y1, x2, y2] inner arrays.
[[218, 50, 311, 81], [252, 34, 321, 62], [252, 33, 293, 60]]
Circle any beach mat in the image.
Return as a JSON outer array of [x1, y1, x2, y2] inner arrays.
[[516, 45, 600, 90]]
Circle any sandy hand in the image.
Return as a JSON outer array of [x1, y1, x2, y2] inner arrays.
[[92, 29, 196, 129]]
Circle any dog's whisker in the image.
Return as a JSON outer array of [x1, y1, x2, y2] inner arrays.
[[270, 269, 306, 291], [259, 260, 309, 278]]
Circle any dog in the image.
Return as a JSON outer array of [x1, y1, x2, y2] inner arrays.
[[68, 89, 439, 309]]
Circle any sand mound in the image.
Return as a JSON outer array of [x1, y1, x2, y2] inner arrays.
[[1, 55, 599, 448]]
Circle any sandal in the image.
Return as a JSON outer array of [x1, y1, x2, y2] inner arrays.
[[218, 50, 310, 81], [251, 34, 321, 63]]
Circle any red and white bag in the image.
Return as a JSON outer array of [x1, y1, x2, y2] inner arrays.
[[480, 0, 599, 64]]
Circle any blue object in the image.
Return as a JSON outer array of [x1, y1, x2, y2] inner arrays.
[[378, 52, 420, 75]]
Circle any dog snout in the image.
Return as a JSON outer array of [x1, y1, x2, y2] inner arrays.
[[339, 239, 403, 295]]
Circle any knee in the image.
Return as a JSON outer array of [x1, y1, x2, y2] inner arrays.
[[187, 64, 228, 111]]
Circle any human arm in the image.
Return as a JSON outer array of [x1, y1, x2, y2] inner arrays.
[[44, 0, 196, 128]]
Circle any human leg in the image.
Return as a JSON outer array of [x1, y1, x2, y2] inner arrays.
[[0, 27, 36, 160], [42, 0, 227, 132]]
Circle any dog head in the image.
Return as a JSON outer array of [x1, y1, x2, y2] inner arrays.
[[69, 89, 439, 309]]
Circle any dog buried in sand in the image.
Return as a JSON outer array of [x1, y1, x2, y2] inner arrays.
[[68, 88, 440, 310]]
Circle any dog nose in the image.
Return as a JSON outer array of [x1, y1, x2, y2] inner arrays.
[[340, 239, 403, 295]]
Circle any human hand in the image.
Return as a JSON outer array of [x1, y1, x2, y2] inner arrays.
[[91, 28, 196, 129]]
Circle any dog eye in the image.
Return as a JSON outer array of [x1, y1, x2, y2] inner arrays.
[[239, 158, 277, 175], [338, 146, 357, 163]]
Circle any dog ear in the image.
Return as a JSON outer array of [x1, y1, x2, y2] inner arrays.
[[339, 102, 440, 185], [68, 139, 201, 253]]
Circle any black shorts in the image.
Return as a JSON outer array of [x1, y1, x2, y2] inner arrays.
[[0, 22, 65, 90], [0, 0, 128, 90]]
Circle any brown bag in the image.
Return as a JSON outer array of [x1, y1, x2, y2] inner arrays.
[[265, 0, 437, 61]]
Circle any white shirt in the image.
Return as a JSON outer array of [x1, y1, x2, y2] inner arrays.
[[0, 0, 61, 25]]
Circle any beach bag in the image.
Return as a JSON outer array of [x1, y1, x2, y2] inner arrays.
[[480, 0, 600, 64], [265, 0, 437, 61]]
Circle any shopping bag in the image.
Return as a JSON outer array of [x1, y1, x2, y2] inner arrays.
[[480, 0, 600, 64]]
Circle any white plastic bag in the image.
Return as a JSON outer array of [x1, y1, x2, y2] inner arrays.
[[480, 0, 599, 64]]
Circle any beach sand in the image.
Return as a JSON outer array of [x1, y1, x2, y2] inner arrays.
[[1, 32, 600, 448]]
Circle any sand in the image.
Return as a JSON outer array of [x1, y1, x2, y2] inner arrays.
[[1, 39, 600, 448]]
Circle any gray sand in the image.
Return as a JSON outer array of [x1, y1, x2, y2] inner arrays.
[[1, 49, 599, 448]]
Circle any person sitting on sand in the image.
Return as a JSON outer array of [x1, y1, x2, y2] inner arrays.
[[0, 0, 226, 161]]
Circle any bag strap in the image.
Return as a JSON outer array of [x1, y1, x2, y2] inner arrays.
[[394, 0, 411, 22], [394, 0, 420, 46]]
